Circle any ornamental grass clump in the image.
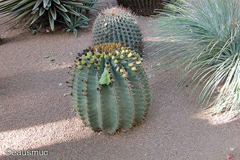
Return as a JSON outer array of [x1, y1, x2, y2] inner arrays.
[[150, 0, 240, 116]]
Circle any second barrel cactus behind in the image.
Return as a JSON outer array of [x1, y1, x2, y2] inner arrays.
[[93, 7, 143, 56], [67, 43, 151, 133], [117, 0, 163, 16]]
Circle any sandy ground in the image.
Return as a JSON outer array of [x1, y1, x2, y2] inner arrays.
[[0, 0, 240, 160]]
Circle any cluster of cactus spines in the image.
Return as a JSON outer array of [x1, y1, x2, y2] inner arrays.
[[67, 43, 151, 133], [93, 7, 143, 56], [116, 0, 163, 16]]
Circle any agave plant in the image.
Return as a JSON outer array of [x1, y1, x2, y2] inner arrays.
[[61, 7, 91, 37], [0, 0, 97, 31], [83, 0, 97, 14], [150, 0, 240, 116]]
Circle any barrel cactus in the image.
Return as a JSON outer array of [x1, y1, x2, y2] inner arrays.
[[117, 0, 163, 16], [67, 43, 151, 133], [93, 7, 143, 56]]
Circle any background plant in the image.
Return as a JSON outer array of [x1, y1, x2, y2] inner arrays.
[[61, 6, 91, 37], [150, 0, 240, 116], [0, 0, 97, 31], [61, 0, 98, 37], [117, 0, 163, 16], [93, 7, 143, 56]]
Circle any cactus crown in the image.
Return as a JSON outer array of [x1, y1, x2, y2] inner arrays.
[[73, 43, 143, 80], [69, 43, 151, 133]]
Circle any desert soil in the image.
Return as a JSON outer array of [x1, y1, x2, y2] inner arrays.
[[0, 0, 240, 160]]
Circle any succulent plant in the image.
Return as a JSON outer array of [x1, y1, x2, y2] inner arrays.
[[0, 0, 97, 31], [67, 43, 151, 133], [93, 7, 143, 56], [116, 0, 163, 16], [61, 7, 91, 38]]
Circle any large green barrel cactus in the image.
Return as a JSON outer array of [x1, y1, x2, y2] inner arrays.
[[67, 43, 151, 133], [117, 0, 163, 16], [93, 7, 143, 56]]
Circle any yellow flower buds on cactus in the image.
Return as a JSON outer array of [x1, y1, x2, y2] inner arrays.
[[136, 61, 142, 65], [116, 50, 120, 56], [128, 53, 133, 58], [84, 63, 91, 68], [132, 57, 138, 61], [105, 62, 110, 67], [131, 67, 137, 71], [122, 73, 128, 78], [128, 63, 134, 67], [116, 66, 120, 72], [120, 69, 125, 73], [88, 59, 94, 64], [77, 65, 83, 70], [81, 60, 86, 65], [120, 55, 125, 59]]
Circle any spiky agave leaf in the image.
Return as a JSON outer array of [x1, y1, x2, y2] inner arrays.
[[0, 0, 98, 30], [62, 6, 91, 37], [149, 0, 240, 116]]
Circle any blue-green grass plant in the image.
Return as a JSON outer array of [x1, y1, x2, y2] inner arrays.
[[150, 0, 240, 117]]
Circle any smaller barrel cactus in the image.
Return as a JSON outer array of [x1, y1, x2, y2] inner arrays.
[[67, 43, 151, 133], [117, 0, 163, 16], [93, 7, 143, 56]]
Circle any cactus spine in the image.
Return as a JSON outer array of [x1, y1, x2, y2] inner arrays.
[[117, 0, 163, 16], [93, 7, 143, 56], [68, 43, 151, 133]]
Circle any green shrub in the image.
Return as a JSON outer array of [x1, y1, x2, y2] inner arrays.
[[150, 0, 240, 116], [67, 43, 151, 133], [0, 0, 97, 31]]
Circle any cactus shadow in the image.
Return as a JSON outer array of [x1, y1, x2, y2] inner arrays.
[[0, 67, 75, 133], [0, 75, 240, 159]]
